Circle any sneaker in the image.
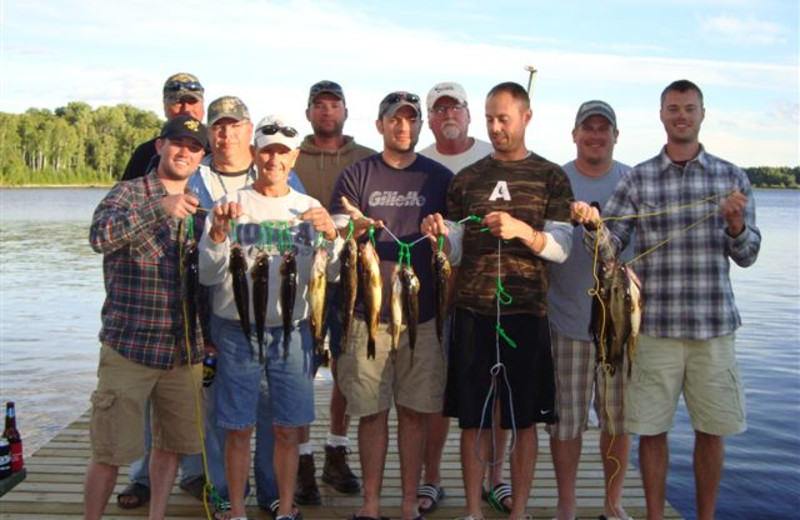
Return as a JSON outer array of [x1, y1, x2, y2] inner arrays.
[[294, 454, 321, 505], [321, 445, 361, 494]]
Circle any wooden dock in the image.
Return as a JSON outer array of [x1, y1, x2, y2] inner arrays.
[[0, 377, 682, 519]]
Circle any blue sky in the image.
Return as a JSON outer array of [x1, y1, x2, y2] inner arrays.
[[1, 0, 797, 167]]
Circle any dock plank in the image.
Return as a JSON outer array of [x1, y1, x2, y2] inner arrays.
[[0, 377, 682, 519]]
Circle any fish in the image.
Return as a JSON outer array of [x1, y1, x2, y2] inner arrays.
[[399, 265, 420, 354], [308, 247, 328, 358], [250, 249, 270, 363], [229, 243, 250, 341], [181, 237, 200, 348], [389, 264, 403, 350], [590, 259, 643, 377], [431, 250, 451, 347], [339, 237, 359, 346], [279, 249, 297, 359], [360, 241, 382, 359]]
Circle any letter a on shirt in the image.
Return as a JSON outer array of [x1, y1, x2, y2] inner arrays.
[[488, 180, 511, 201]]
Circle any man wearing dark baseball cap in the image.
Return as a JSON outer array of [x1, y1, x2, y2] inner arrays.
[[85, 112, 209, 520], [121, 72, 206, 181], [292, 80, 375, 506], [328, 90, 453, 520], [548, 98, 632, 520]]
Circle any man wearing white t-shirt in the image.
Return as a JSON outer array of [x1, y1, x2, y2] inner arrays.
[[417, 82, 500, 515]]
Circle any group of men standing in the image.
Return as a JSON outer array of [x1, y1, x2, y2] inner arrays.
[[84, 72, 760, 520]]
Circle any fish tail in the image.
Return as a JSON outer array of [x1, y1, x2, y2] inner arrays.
[[367, 338, 375, 360]]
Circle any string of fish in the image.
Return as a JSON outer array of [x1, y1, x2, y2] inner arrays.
[[229, 219, 326, 363], [178, 216, 226, 518], [588, 189, 734, 514], [345, 217, 442, 361]]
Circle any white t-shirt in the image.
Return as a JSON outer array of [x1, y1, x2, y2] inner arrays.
[[199, 186, 343, 326], [419, 138, 493, 175]]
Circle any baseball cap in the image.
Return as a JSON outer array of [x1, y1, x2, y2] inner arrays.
[[308, 80, 345, 106], [159, 115, 209, 149], [253, 115, 300, 151], [426, 82, 468, 113], [575, 100, 617, 128], [378, 91, 421, 119], [207, 96, 250, 126], [162, 73, 204, 104]]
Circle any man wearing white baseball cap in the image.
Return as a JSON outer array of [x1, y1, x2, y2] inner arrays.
[[199, 115, 342, 520]]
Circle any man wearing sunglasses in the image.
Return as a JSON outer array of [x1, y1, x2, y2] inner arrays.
[[329, 92, 453, 520], [199, 114, 342, 520], [417, 81, 496, 516], [291, 80, 375, 506], [122, 73, 206, 181]]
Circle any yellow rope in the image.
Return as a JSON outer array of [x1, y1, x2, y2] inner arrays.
[[589, 189, 732, 513], [178, 220, 215, 520]]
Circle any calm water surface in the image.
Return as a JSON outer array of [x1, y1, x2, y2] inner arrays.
[[0, 188, 798, 518]]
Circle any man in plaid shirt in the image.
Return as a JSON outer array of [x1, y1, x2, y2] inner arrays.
[[572, 80, 761, 520], [84, 115, 209, 520]]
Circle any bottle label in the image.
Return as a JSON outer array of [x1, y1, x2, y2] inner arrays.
[[10, 442, 23, 472]]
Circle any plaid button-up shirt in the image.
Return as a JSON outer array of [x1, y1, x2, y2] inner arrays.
[[89, 172, 204, 369], [585, 146, 761, 340]]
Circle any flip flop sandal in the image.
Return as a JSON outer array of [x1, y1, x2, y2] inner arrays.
[[117, 482, 150, 510], [417, 483, 445, 514], [488, 482, 513, 514]]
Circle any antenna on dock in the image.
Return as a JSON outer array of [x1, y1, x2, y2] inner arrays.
[[524, 65, 538, 96]]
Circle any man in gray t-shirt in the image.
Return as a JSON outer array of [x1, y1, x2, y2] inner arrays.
[[546, 100, 633, 520]]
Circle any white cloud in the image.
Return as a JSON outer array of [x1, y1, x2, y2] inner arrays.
[[702, 15, 787, 45]]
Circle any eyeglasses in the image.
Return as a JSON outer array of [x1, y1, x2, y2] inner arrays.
[[432, 103, 466, 115], [210, 121, 248, 132], [258, 124, 298, 138], [310, 80, 343, 96], [164, 80, 204, 93], [381, 92, 420, 105]]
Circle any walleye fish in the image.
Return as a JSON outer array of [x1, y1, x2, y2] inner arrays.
[[389, 265, 404, 351], [308, 248, 328, 358], [431, 250, 451, 347], [229, 243, 250, 341], [181, 237, 200, 347], [400, 265, 420, 354], [590, 259, 643, 377], [250, 249, 270, 363], [339, 237, 359, 346], [279, 249, 297, 359], [360, 241, 382, 359]]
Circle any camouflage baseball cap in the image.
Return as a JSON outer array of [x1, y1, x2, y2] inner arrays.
[[207, 96, 250, 126], [162, 73, 204, 104], [159, 115, 209, 149], [378, 91, 421, 119]]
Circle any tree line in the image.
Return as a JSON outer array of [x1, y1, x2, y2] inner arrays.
[[0, 103, 798, 188]]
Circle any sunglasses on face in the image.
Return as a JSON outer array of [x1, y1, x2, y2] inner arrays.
[[382, 92, 420, 105], [164, 81, 204, 93], [258, 124, 298, 137]]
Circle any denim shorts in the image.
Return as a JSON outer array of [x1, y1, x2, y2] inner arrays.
[[214, 315, 316, 429]]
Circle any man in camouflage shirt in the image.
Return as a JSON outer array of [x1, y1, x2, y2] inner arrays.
[[421, 82, 574, 520]]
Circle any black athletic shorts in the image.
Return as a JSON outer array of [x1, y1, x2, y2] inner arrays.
[[443, 307, 556, 429]]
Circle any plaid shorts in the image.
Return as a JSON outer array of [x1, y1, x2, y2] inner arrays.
[[547, 327, 627, 440]]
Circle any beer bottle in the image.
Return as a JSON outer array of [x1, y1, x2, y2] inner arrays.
[[3, 402, 23, 472], [202, 352, 217, 387]]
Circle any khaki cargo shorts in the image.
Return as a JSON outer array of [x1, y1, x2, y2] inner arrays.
[[337, 318, 446, 418], [89, 345, 203, 465], [625, 334, 746, 436]]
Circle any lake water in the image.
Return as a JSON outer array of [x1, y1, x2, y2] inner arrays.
[[0, 188, 798, 518]]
